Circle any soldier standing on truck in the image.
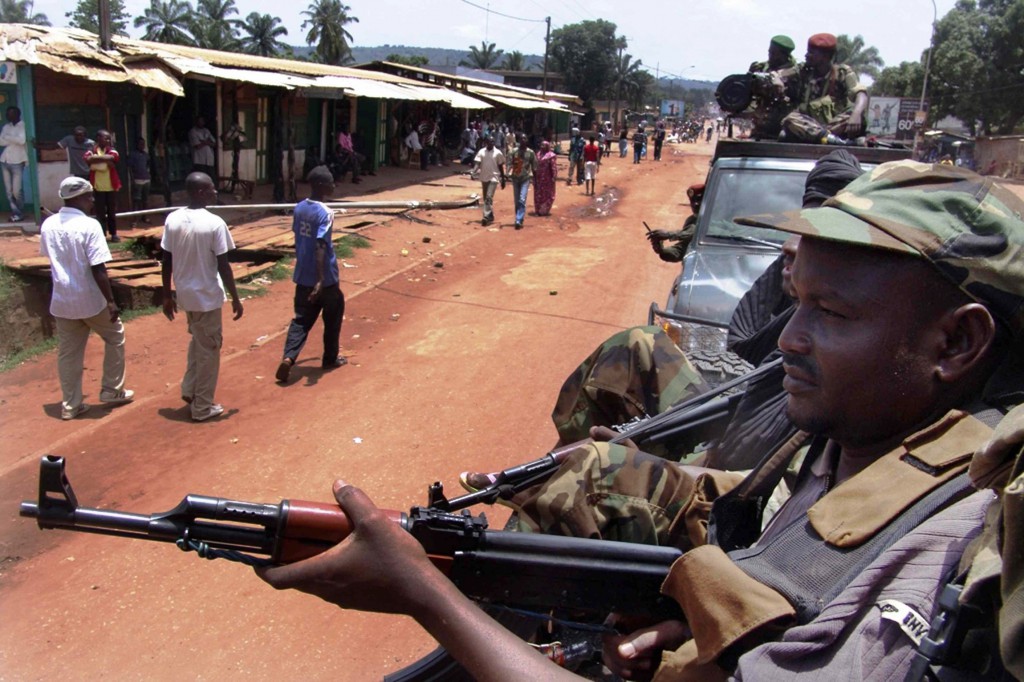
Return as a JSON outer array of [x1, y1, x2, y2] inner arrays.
[[779, 33, 869, 143]]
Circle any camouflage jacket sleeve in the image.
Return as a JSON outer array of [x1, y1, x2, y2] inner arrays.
[[836, 64, 867, 108]]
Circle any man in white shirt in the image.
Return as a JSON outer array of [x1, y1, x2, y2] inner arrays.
[[0, 106, 28, 222], [472, 135, 505, 226], [160, 172, 243, 422], [188, 117, 216, 177], [39, 177, 134, 420]]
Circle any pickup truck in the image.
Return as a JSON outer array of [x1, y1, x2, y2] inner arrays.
[[650, 139, 911, 361]]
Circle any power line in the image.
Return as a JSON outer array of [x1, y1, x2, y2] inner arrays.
[[458, 0, 547, 23]]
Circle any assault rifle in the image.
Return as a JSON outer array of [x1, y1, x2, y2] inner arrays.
[[21, 455, 683, 621]]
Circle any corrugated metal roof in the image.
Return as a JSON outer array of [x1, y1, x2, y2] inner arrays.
[[0, 24, 184, 96], [362, 61, 581, 104], [466, 85, 569, 112]]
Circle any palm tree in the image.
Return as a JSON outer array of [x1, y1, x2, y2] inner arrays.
[[459, 41, 503, 70], [836, 34, 885, 80], [501, 50, 526, 71], [301, 0, 359, 66], [0, 0, 50, 24], [191, 0, 240, 50], [134, 0, 195, 44], [239, 12, 288, 57], [613, 51, 642, 128]]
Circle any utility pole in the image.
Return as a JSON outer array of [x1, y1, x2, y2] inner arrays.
[[542, 16, 551, 97], [98, 0, 112, 50], [912, 0, 938, 158]]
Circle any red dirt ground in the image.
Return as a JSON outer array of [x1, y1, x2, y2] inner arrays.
[[0, 140, 715, 680]]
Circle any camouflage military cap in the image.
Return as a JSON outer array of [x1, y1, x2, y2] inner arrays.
[[737, 160, 1024, 333], [770, 35, 795, 52]]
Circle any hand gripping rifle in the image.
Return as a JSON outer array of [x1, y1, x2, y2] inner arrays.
[[20, 455, 683, 622]]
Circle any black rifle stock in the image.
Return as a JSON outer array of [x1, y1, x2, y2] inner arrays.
[[21, 456, 683, 620]]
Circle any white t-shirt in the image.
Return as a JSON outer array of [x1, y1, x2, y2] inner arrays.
[[39, 207, 111, 319], [473, 147, 505, 183], [160, 208, 235, 312], [188, 126, 216, 167], [0, 120, 28, 164]]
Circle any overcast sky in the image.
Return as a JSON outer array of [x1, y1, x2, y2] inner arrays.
[[33, 0, 957, 83]]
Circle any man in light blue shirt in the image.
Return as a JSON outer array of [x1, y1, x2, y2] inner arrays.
[[276, 166, 346, 383]]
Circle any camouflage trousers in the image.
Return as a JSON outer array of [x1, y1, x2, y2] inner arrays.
[[550, 325, 708, 451], [781, 111, 859, 143], [511, 441, 745, 551]]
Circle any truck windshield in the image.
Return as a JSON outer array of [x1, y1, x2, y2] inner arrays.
[[703, 168, 805, 245]]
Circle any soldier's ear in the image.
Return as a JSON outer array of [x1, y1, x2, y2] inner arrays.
[[935, 303, 997, 383]]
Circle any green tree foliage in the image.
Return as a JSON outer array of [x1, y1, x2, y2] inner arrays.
[[385, 53, 429, 66], [301, 0, 359, 66], [872, 60, 925, 98], [0, 0, 50, 25], [929, 0, 1024, 134], [134, 0, 194, 44], [835, 34, 885, 80], [240, 12, 288, 57], [549, 20, 619, 108], [191, 0, 240, 51], [624, 70, 655, 110], [459, 41, 503, 69], [501, 50, 527, 71], [66, 0, 130, 35]]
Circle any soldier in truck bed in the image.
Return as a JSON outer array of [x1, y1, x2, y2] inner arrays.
[[257, 162, 1024, 681], [779, 33, 869, 143], [748, 34, 797, 73]]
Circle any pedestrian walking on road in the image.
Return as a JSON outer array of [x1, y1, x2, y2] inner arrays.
[[276, 166, 347, 383], [39, 177, 134, 420], [508, 135, 537, 230], [618, 127, 628, 157], [472, 135, 505, 226], [632, 127, 646, 164], [567, 127, 584, 186], [533, 140, 557, 216], [160, 172, 244, 422], [583, 136, 600, 196]]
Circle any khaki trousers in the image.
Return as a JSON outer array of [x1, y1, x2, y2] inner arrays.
[[182, 308, 223, 418], [55, 310, 126, 412]]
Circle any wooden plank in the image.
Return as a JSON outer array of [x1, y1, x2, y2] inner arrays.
[[128, 261, 277, 289]]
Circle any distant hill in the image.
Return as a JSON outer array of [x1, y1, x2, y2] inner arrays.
[[347, 45, 546, 70], [290, 45, 716, 90]]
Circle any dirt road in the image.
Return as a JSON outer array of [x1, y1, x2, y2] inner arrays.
[[0, 142, 714, 680]]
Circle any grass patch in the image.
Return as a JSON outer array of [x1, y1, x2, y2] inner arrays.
[[263, 257, 293, 282], [108, 238, 151, 260], [0, 337, 58, 372], [120, 305, 160, 323], [0, 261, 18, 304], [335, 235, 371, 259]]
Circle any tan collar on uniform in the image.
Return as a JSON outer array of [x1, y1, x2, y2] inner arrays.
[[807, 409, 993, 548]]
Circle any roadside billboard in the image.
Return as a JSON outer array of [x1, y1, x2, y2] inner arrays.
[[866, 97, 899, 137], [660, 100, 685, 117]]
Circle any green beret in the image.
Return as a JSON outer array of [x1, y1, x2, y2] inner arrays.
[[770, 35, 795, 52]]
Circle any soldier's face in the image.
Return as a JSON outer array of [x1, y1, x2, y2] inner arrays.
[[778, 238, 945, 449], [805, 48, 833, 72]]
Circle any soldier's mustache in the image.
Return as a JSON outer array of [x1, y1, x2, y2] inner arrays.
[[781, 352, 818, 379]]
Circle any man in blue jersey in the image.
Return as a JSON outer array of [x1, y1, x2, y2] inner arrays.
[[275, 166, 346, 383]]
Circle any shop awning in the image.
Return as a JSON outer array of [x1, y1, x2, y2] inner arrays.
[[467, 86, 569, 112], [303, 75, 491, 108], [160, 56, 313, 90]]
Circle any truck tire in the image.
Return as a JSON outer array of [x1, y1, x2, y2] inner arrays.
[[687, 349, 753, 391]]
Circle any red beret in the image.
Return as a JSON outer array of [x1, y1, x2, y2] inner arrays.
[[808, 33, 837, 51], [687, 183, 705, 198]]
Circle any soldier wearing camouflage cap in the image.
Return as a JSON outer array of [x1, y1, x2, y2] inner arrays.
[[256, 163, 1024, 680]]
